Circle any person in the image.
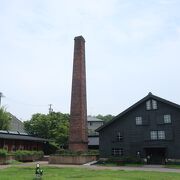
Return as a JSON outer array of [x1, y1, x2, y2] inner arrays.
[[35, 163, 43, 178], [147, 155, 150, 164]]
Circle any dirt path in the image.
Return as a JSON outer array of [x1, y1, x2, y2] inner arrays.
[[1, 161, 180, 173]]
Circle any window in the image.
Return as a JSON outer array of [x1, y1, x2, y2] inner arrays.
[[146, 100, 158, 110], [116, 132, 123, 141], [146, 100, 151, 110], [150, 130, 166, 140], [164, 115, 171, 124], [152, 100, 157, 109], [136, 116, 142, 125], [158, 131, 165, 139], [150, 131, 157, 140], [112, 148, 123, 156]]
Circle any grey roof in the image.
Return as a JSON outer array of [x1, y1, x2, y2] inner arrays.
[[96, 92, 180, 132], [9, 114, 25, 133], [0, 131, 48, 142], [87, 116, 103, 122]]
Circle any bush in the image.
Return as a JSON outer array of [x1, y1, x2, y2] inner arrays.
[[0, 149, 8, 158], [14, 150, 44, 161], [55, 149, 99, 156], [105, 156, 143, 165]]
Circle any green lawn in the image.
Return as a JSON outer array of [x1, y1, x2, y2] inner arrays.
[[0, 166, 180, 180]]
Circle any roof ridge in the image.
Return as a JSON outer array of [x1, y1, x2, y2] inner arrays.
[[96, 93, 180, 132]]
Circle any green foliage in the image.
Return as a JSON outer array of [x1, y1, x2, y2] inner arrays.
[[103, 156, 143, 165], [96, 114, 114, 122], [55, 149, 99, 156], [24, 112, 69, 147], [14, 150, 44, 160], [0, 107, 11, 130], [44, 142, 59, 155], [0, 149, 8, 157]]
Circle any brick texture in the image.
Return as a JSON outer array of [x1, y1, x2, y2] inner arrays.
[[68, 36, 88, 152]]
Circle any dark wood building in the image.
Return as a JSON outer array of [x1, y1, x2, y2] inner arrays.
[[97, 93, 180, 164]]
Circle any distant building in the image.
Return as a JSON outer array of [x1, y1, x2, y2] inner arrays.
[[0, 130, 47, 151], [97, 93, 180, 164], [87, 116, 104, 149], [0, 114, 47, 152]]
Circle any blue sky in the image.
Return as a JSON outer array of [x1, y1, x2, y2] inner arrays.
[[0, 0, 180, 120]]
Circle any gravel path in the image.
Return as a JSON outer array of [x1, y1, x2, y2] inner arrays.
[[1, 161, 180, 173]]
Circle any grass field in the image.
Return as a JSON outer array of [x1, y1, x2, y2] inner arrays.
[[0, 166, 180, 180]]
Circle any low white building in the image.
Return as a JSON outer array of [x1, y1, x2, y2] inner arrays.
[[87, 116, 104, 149]]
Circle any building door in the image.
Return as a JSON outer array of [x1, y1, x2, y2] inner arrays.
[[145, 148, 166, 164]]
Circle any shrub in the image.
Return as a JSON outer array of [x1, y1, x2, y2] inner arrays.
[[0, 149, 8, 158], [55, 149, 99, 156], [14, 150, 44, 161], [106, 156, 143, 165]]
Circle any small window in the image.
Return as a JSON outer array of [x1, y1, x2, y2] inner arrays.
[[136, 117, 142, 125], [150, 131, 157, 140], [164, 115, 171, 124], [152, 100, 157, 109], [146, 100, 151, 110], [112, 148, 123, 156], [116, 132, 123, 141], [158, 131, 165, 139], [146, 100, 158, 110]]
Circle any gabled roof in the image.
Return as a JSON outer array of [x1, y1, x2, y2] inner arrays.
[[96, 92, 180, 132]]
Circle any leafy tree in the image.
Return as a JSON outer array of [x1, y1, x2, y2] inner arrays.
[[24, 112, 69, 147], [0, 107, 11, 130], [96, 114, 114, 122]]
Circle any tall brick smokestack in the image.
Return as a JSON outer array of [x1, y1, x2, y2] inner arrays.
[[68, 36, 88, 152]]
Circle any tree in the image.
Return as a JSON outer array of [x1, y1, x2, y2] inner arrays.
[[96, 114, 114, 122], [0, 107, 11, 130], [24, 112, 69, 147]]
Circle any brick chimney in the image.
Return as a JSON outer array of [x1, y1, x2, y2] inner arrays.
[[68, 36, 88, 152]]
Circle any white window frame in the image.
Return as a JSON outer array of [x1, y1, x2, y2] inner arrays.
[[116, 132, 123, 141], [164, 114, 171, 124], [150, 131, 157, 140], [152, 100, 157, 109], [146, 100, 151, 110], [146, 100, 158, 110], [150, 130, 166, 140], [158, 131, 165, 140], [136, 116, 142, 125], [112, 148, 123, 156]]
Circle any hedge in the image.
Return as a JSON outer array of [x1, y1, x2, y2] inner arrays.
[[0, 149, 8, 158]]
